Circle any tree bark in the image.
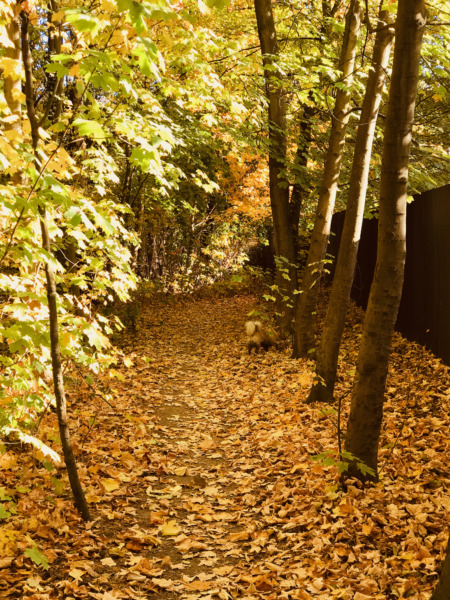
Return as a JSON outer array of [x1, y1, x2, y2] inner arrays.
[[293, 0, 362, 358], [21, 11, 91, 521], [344, 0, 427, 481], [254, 0, 297, 333], [308, 6, 395, 404], [289, 105, 315, 260], [431, 537, 450, 600]]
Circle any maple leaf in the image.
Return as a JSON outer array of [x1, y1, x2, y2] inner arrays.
[[0, 57, 23, 80], [101, 478, 120, 492], [161, 520, 181, 536], [24, 546, 49, 570], [68, 568, 84, 581]]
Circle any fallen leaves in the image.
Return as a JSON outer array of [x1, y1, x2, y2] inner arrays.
[[0, 295, 449, 599], [160, 519, 181, 536]]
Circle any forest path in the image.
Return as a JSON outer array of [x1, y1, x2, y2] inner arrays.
[[3, 294, 448, 600], [105, 294, 318, 599]]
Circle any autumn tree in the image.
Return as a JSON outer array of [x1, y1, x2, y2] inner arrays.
[[254, 0, 297, 332], [0, 0, 182, 517], [344, 0, 427, 481], [293, 0, 362, 358], [308, 5, 395, 403]]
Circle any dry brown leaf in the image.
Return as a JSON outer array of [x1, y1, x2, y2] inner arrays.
[[161, 519, 181, 536]]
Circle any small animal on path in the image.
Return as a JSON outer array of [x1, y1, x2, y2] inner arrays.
[[245, 320, 279, 354]]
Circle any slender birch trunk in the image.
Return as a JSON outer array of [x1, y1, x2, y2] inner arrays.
[[308, 7, 395, 403], [344, 0, 427, 481], [21, 11, 91, 521], [293, 0, 362, 358]]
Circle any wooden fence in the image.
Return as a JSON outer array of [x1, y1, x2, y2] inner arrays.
[[330, 184, 450, 365]]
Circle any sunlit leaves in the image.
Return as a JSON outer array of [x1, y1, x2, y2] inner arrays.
[[65, 9, 102, 37], [0, 56, 23, 80], [72, 118, 107, 143], [45, 62, 70, 79]]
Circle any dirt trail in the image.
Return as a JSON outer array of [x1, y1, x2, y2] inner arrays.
[[74, 294, 447, 600], [2, 294, 448, 599], [92, 294, 321, 599]]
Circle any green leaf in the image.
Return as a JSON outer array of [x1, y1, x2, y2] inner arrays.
[[357, 462, 376, 478], [206, 0, 229, 8], [24, 546, 49, 570], [90, 72, 120, 93], [130, 147, 160, 172], [337, 461, 349, 474], [65, 11, 101, 37], [45, 63, 70, 78], [0, 503, 11, 519], [72, 119, 107, 142], [133, 40, 160, 78], [311, 452, 328, 462], [0, 488, 12, 501], [51, 477, 65, 496]]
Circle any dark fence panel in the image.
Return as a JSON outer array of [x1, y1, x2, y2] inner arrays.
[[330, 184, 450, 365]]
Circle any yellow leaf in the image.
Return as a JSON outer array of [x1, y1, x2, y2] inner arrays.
[[109, 368, 125, 381], [266, 561, 284, 573], [11, 88, 25, 103], [0, 57, 23, 81], [3, 129, 23, 143], [51, 10, 66, 22], [399, 552, 415, 561], [69, 64, 80, 77], [0, 529, 18, 557], [173, 466, 187, 476], [199, 436, 216, 450], [101, 0, 117, 11], [176, 537, 208, 552], [0, 26, 14, 48], [197, 0, 212, 14], [69, 568, 84, 581], [229, 531, 250, 542], [161, 520, 181, 536], [0, 453, 16, 469], [333, 502, 355, 516], [151, 578, 174, 590], [101, 478, 120, 492]]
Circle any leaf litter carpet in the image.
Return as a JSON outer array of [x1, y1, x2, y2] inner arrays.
[[1, 294, 449, 600]]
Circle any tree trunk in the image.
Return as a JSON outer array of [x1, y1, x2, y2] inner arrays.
[[344, 0, 427, 481], [431, 537, 450, 600], [292, 0, 362, 358], [289, 105, 315, 260], [254, 0, 297, 333], [21, 11, 91, 521], [308, 7, 395, 403]]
